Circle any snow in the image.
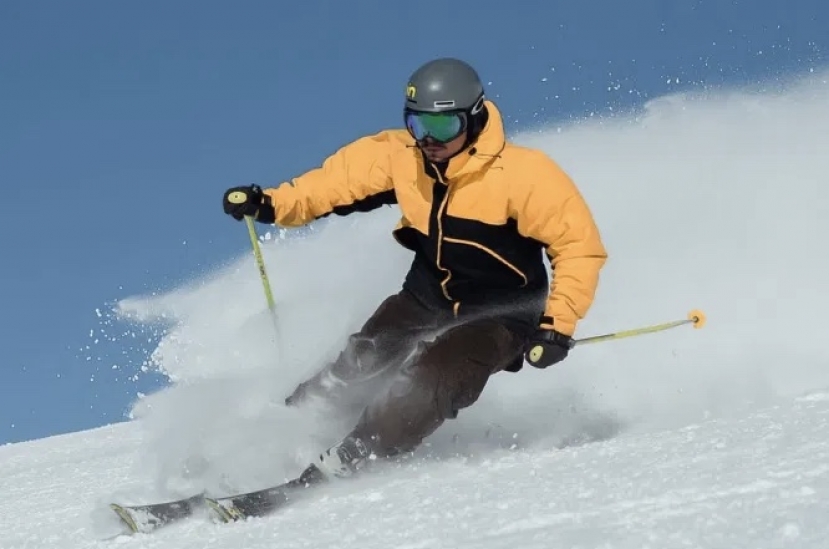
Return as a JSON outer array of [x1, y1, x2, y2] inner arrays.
[[4, 392, 829, 547], [4, 69, 829, 548]]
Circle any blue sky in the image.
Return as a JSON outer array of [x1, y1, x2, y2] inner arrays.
[[0, 0, 825, 445]]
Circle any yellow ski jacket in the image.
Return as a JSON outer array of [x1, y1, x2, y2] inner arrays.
[[262, 101, 607, 337]]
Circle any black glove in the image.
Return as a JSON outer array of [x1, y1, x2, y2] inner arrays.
[[524, 328, 574, 369], [222, 184, 275, 223]]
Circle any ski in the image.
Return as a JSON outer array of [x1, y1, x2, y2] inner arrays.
[[109, 464, 329, 533], [109, 492, 205, 534], [204, 467, 326, 523]]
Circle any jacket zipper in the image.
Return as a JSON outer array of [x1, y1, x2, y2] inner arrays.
[[429, 164, 457, 314]]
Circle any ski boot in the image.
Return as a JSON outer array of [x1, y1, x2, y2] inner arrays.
[[303, 434, 374, 481]]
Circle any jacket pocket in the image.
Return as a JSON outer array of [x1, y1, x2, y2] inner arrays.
[[441, 237, 528, 288]]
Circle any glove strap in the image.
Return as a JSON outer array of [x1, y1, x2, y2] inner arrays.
[[537, 317, 575, 349], [256, 193, 276, 224]]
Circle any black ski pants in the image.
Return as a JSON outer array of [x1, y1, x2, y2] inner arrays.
[[285, 289, 527, 457]]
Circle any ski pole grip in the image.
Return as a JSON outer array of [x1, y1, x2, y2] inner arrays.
[[228, 191, 248, 204]]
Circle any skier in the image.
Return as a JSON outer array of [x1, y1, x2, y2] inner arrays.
[[222, 58, 607, 484]]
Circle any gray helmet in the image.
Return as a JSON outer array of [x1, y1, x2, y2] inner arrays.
[[405, 58, 485, 114]]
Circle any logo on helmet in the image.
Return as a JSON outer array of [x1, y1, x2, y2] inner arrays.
[[406, 83, 417, 100]]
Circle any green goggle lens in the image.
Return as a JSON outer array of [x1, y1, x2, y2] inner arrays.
[[405, 111, 466, 143]]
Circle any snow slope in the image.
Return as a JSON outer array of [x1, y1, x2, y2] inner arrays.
[[4, 390, 829, 547], [4, 69, 829, 548]]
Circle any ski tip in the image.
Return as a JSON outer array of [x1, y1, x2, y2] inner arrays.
[[688, 309, 706, 329], [109, 503, 140, 534]]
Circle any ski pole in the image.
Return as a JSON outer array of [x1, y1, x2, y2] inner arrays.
[[242, 214, 282, 349], [527, 310, 706, 364], [226, 189, 284, 361], [573, 309, 707, 347], [225, 189, 279, 323], [242, 214, 276, 314]]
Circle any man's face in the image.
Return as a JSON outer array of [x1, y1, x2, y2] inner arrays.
[[419, 133, 467, 163]]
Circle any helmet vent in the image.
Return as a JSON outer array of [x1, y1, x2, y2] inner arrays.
[[434, 100, 456, 108]]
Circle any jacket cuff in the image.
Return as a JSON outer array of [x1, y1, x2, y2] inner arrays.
[[539, 314, 575, 337], [255, 194, 276, 224]]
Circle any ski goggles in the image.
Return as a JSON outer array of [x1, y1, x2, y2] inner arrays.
[[405, 110, 467, 143]]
